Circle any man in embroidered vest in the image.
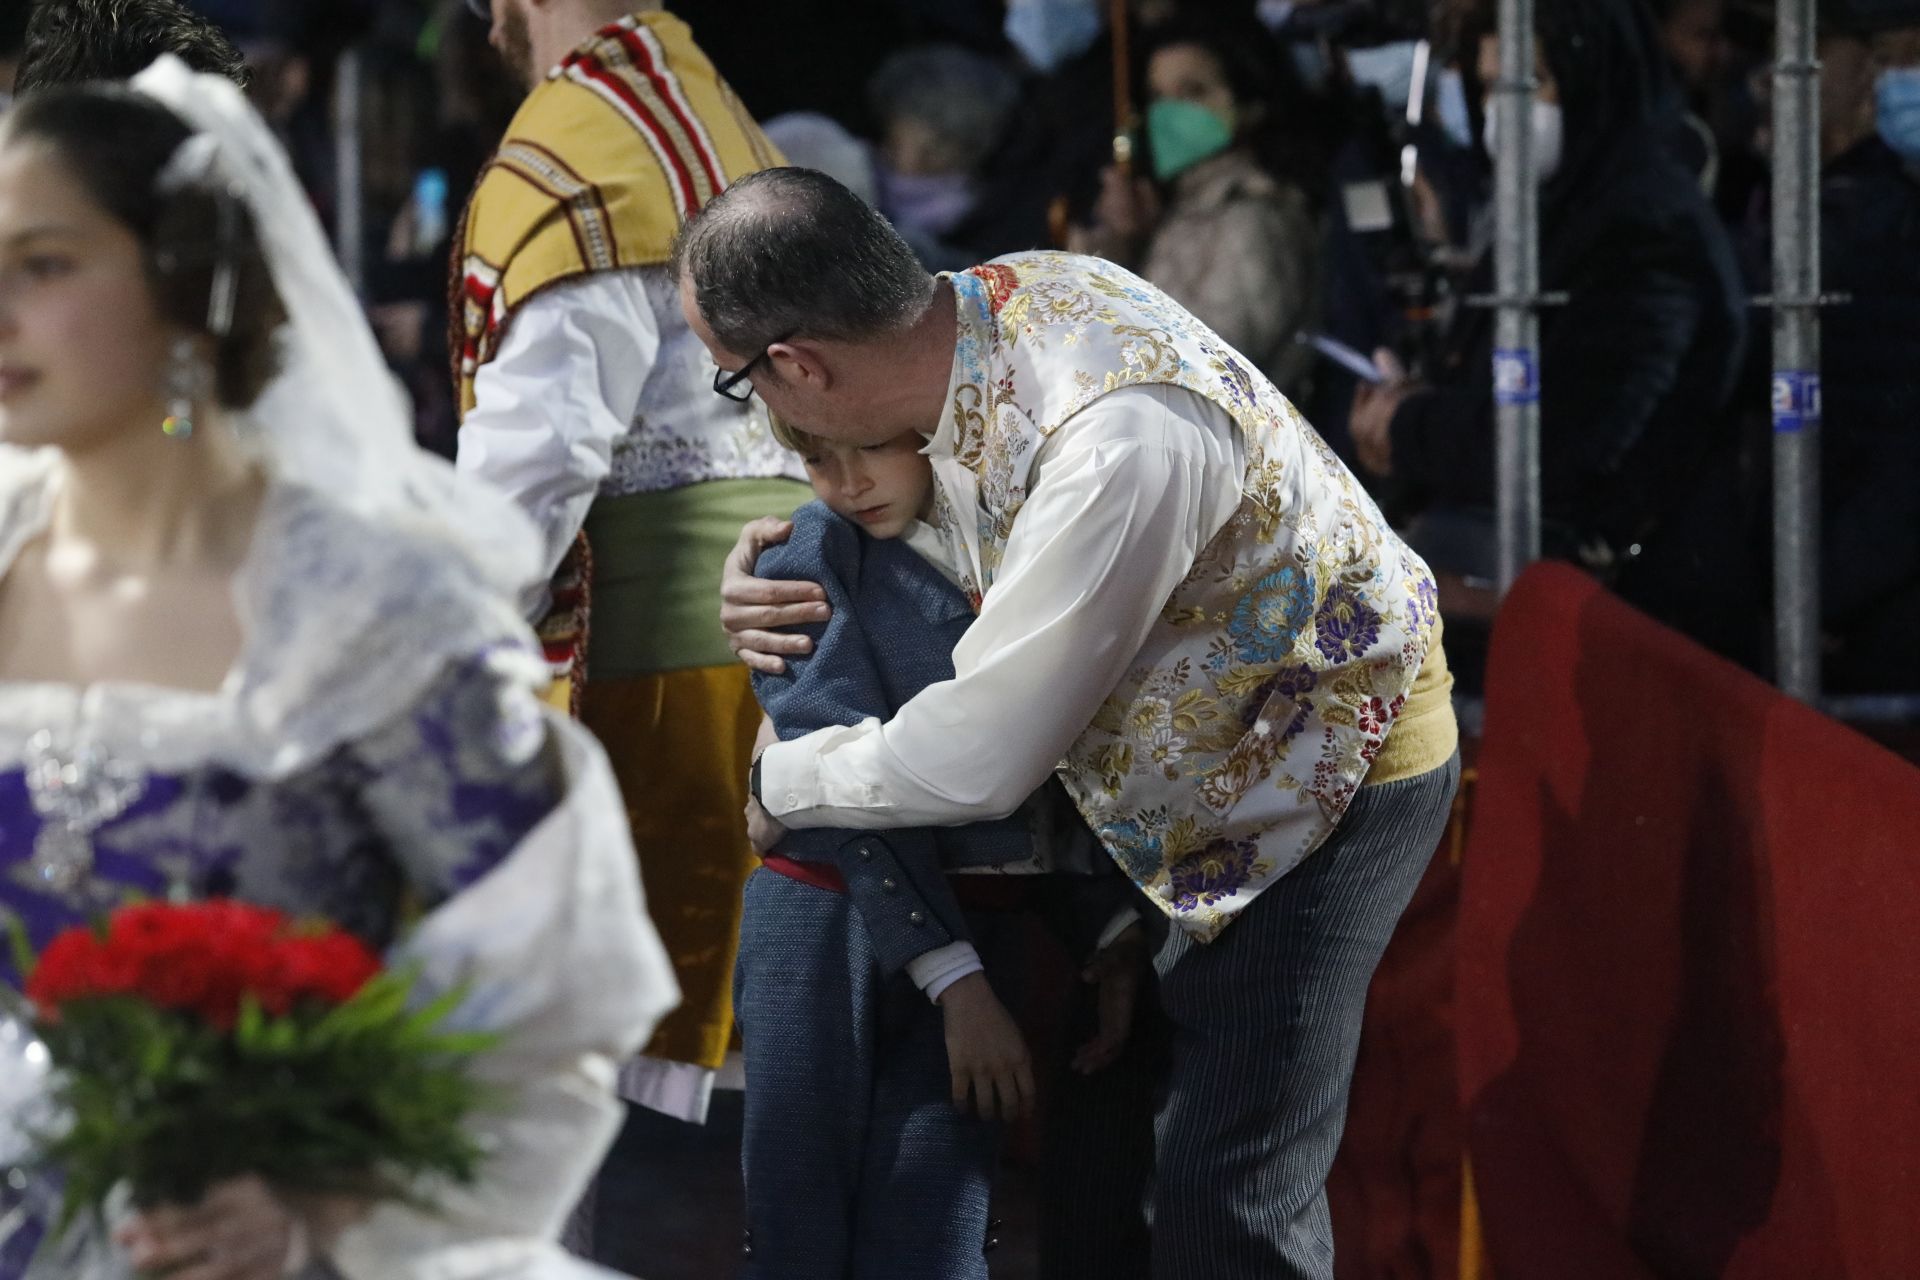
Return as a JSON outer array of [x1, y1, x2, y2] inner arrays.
[[453, 0, 808, 1134], [680, 169, 1462, 1279]]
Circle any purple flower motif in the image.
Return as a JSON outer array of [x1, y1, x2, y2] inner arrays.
[[1243, 664, 1319, 729], [1405, 573, 1440, 633], [1168, 839, 1261, 912], [1213, 353, 1258, 407], [1314, 582, 1383, 663]]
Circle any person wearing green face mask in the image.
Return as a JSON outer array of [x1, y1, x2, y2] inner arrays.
[[1070, 13, 1321, 398], [1147, 96, 1236, 181]]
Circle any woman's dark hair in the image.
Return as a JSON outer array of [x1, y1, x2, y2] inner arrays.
[[14, 0, 250, 95], [1138, 12, 1341, 207], [1, 84, 284, 409]]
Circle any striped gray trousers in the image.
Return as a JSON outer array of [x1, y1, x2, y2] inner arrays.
[[1148, 754, 1460, 1279]]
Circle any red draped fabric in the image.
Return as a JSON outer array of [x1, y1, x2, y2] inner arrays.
[[1456, 563, 1920, 1276]]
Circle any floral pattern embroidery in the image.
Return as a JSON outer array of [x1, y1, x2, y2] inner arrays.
[[1168, 839, 1266, 912], [929, 253, 1434, 942], [602, 413, 803, 496], [1313, 582, 1384, 664], [1101, 819, 1166, 884], [1229, 566, 1317, 665]]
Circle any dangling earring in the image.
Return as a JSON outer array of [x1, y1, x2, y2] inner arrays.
[[160, 337, 205, 439]]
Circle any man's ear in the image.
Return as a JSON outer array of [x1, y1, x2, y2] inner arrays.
[[767, 340, 832, 392]]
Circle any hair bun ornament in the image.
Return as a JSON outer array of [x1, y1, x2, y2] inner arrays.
[[155, 131, 223, 196], [152, 130, 244, 337]]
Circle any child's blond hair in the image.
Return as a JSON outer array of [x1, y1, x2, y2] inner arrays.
[[768, 412, 828, 458]]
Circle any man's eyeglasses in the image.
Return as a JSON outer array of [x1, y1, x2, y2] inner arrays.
[[465, 0, 489, 20], [711, 334, 794, 402]]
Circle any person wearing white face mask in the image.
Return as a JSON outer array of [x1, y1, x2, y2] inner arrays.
[[1793, 0, 1920, 691], [1347, 0, 1753, 667], [1479, 93, 1566, 181]]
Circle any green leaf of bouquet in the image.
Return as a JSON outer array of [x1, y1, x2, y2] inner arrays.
[[6, 916, 34, 981], [236, 994, 266, 1049], [405, 984, 465, 1032], [344, 973, 411, 1028]]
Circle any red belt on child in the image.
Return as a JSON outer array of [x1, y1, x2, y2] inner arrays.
[[760, 854, 1033, 912], [760, 854, 848, 893]]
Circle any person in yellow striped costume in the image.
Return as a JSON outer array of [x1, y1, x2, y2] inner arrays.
[[453, 0, 808, 1128]]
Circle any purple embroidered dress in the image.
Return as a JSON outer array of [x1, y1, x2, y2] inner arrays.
[[0, 456, 674, 1280]]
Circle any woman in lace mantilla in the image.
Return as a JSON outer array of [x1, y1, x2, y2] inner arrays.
[[0, 62, 676, 1280]]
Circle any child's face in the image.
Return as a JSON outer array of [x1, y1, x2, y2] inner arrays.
[[799, 430, 933, 540]]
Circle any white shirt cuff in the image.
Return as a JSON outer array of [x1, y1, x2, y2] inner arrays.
[[760, 722, 891, 826], [906, 940, 984, 1003], [617, 1056, 716, 1125], [1096, 906, 1144, 951]]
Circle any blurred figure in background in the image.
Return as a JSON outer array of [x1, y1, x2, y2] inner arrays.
[[0, 5, 26, 107], [1811, 0, 1920, 690], [868, 43, 1019, 270], [963, 0, 1115, 254], [1072, 12, 1322, 399], [370, 0, 525, 459], [762, 110, 879, 204], [1348, 0, 1750, 670], [1727, 0, 1920, 688], [1653, 0, 1732, 188]]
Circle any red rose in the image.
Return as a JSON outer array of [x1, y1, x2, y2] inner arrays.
[[28, 901, 380, 1030], [26, 930, 103, 1010], [275, 932, 381, 1008]]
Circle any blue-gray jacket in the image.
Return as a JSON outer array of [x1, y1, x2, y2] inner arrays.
[[752, 502, 1112, 978]]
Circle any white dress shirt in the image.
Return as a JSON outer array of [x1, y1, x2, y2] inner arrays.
[[454, 266, 798, 1125], [760, 382, 1247, 835], [455, 266, 802, 617], [765, 384, 1242, 1002]]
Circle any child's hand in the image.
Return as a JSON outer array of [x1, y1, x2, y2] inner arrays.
[[937, 972, 1036, 1122], [744, 794, 786, 854], [1071, 923, 1148, 1075]]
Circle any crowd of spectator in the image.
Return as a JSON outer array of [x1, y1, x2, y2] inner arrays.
[[5, 0, 1913, 695]]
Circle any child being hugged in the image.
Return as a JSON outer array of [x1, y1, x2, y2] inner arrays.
[[734, 419, 1140, 1280]]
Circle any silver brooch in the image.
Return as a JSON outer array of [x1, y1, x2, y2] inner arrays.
[[22, 729, 145, 897]]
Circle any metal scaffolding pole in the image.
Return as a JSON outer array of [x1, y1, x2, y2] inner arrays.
[[1493, 0, 1542, 591], [332, 48, 365, 296], [1770, 0, 1822, 701]]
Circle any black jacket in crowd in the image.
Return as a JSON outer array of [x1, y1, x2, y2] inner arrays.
[[1816, 138, 1920, 689], [1385, 0, 1748, 578]]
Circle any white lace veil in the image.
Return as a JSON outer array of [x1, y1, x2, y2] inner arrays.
[[130, 56, 544, 602]]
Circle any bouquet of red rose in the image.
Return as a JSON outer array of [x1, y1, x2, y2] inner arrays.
[[10, 899, 495, 1237]]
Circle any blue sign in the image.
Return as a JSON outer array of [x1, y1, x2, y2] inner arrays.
[[1493, 349, 1540, 407], [1771, 371, 1822, 433]]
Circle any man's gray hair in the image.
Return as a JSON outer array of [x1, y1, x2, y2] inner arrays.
[[671, 167, 935, 356]]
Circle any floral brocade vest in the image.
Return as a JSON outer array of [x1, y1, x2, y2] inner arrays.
[[935, 254, 1440, 942]]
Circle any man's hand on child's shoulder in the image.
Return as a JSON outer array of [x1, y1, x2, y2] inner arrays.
[[721, 515, 831, 675]]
